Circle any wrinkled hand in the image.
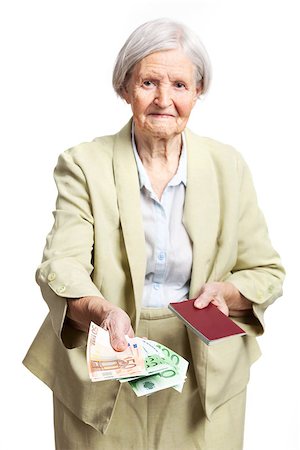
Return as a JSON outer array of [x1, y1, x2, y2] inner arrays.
[[99, 307, 134, 351], [66, 296, 134, 351], [194, 282, 252, 316]]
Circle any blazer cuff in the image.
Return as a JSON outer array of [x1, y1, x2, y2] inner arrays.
[[224, 273, 283, 335], [37, 263, 103, 341]]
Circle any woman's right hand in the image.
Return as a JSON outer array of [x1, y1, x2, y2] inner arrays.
[[66, 296, 134, 351]]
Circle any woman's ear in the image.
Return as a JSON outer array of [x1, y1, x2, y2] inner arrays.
[[195, 82, 203, 101], [121, 84, 131, 104]]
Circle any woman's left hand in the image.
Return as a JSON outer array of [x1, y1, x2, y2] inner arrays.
[[194, 282, 253, 316]]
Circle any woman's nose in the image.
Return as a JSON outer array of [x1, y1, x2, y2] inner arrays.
[[153, 86, 172, 108]]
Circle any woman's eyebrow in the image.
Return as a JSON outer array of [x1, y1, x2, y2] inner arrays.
[[139, 72, 190, 83], [139, 71, 163, 79]]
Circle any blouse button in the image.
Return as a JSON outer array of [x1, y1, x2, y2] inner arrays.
[[158, 252, 165, 261]]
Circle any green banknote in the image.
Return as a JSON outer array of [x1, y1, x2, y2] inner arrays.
[[118, 339, 170, 383], [129, 341, 188, 397]]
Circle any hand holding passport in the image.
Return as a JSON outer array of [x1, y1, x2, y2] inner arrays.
[[168, 299, 246, 345]]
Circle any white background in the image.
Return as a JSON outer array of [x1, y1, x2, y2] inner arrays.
[[1, 0, 299, 449]]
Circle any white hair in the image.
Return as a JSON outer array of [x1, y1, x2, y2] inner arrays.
[[112, 18, 212, 98]]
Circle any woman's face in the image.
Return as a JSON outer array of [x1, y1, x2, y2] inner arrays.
[[123, 48, 201, 140]]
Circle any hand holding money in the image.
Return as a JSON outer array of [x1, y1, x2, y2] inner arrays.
[[87, 322, 146, 380], [87, 322, 189, 397], [67, 296, 134, 351], [99, 307, 134, 351]]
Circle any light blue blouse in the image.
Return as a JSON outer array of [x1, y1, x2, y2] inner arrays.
[[131, 123, 193, 308]]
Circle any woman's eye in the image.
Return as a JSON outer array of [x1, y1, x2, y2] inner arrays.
[[143, 80, 154, 87], [175, 82, 186, 89]]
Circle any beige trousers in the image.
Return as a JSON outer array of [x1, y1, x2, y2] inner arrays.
[[54, 308, 247, 450]]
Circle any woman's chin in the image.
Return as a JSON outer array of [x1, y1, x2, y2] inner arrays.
[[141, 122, 181, 140]]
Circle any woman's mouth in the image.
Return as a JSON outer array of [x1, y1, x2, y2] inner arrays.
[[148, 113, 175, 118]]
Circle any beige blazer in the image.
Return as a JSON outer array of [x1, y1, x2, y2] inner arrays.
[[23, 119, 284, 433]]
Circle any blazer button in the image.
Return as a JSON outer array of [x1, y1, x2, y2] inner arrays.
[[47, 272, 56, 282], [57, 285, 66, 294]]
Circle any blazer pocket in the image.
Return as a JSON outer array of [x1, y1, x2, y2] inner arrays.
[[188, 329, 261, 419], [61, 318, 88, 349], [23, 314, 122, 434], [205, 335, 261, 417]]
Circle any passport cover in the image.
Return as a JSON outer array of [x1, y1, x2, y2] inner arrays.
[[168, 300, 246, 345]]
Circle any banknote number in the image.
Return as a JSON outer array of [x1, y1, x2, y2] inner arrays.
[[157, 345, 180, 366], [145, 355, 161, 368]]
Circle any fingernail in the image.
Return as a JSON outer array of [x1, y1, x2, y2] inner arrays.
[[194, 301, 203, 309], [114, 340, 127, 352]]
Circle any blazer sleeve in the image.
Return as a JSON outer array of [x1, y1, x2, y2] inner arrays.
[[224, 153, 285, 333], [36, 149, 103, 341]]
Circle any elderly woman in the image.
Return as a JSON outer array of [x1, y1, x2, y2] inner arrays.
[[24, 18, 284, 450]]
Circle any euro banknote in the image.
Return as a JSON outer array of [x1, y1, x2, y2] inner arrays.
[[86, 322, 147, 381], [129, 340, 189, 396], [86, 322, 189, 396]]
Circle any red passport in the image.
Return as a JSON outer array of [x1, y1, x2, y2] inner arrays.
[[168, 300, 246, 345]]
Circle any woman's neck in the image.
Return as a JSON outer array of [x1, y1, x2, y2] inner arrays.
[[134, 128, 182, 165], [133, 127, 183, 200]]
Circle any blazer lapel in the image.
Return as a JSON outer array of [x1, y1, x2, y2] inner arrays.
[[183, 129, 220, 297], [113, 119, 146, 329]]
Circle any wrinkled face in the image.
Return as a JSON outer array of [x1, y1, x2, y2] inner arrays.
[[123, 49, 201, 140]]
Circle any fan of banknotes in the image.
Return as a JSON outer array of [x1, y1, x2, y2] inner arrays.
[[86, 322, 189, 397]]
